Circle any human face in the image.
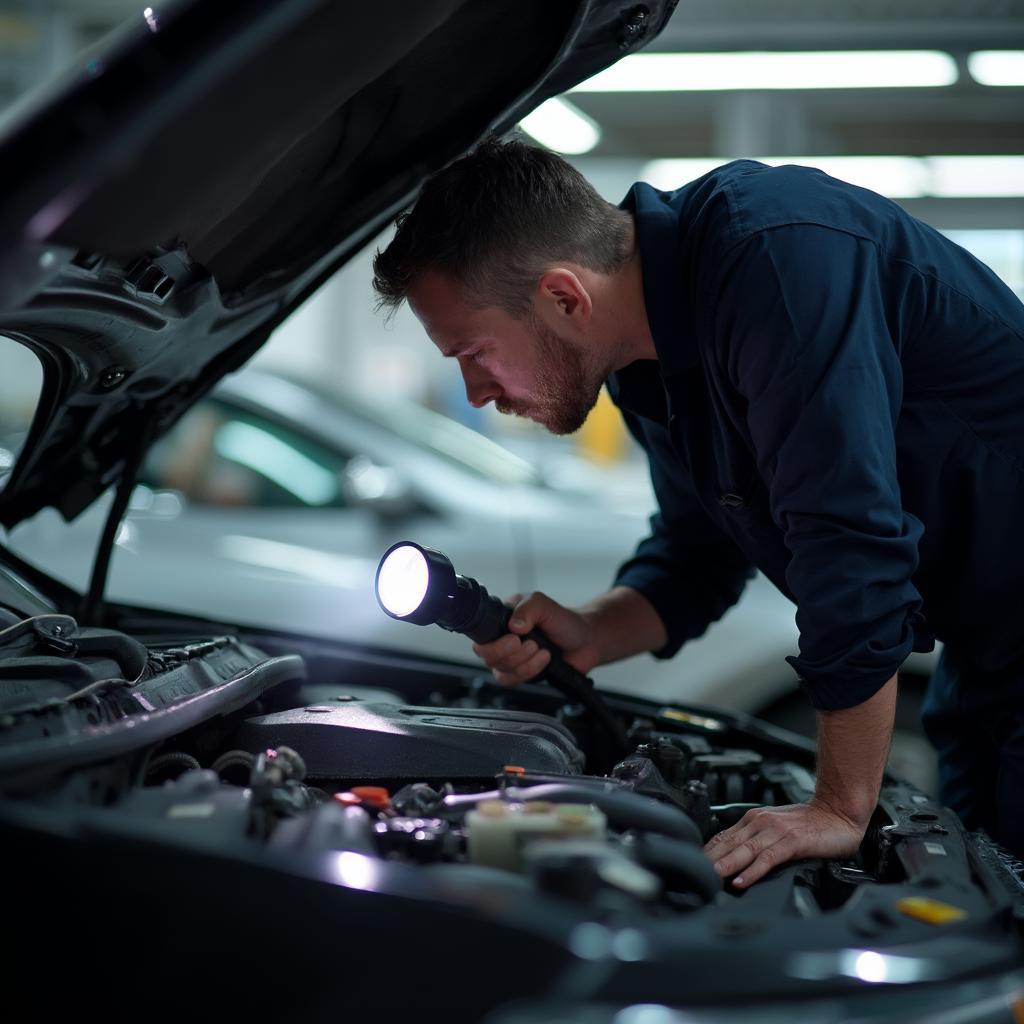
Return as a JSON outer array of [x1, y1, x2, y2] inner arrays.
[[407, 270, 603, 435]]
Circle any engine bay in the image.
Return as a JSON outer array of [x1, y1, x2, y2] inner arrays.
[[3, 611, 1023, 1019]]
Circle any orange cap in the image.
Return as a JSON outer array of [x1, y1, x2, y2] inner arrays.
[[502, 765, 526, 775], [350, 786, 392, 809]]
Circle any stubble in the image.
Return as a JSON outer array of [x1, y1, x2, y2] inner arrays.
[[496, 316, 604, 435]]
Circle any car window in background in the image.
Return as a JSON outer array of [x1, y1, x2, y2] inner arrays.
[[0, 336, 43, 493], [140, 400, 354, 509], [287, 375, 540, 488]]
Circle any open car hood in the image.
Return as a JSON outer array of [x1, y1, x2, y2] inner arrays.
[[0, 0, 677, 529]]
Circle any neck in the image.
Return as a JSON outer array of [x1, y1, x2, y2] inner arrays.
[[605, 230, 657, 371]]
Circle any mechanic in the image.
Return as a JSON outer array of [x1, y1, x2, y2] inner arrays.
[[372, 137, 1024, 884]]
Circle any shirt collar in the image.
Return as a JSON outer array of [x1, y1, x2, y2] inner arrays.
[[606, 359, 668, 424], [607, 182, 698, 422], [621, 181, 699, 378]]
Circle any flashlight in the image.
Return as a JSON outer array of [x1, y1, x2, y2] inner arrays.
[[375, 541, 627, 763], [376, 541, 520, 642]]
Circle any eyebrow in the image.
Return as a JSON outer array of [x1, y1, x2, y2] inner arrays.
[[437, 340, 469, 359]]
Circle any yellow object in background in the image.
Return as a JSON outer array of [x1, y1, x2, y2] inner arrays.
[[578, 386, 627, 463], [896, 896, 968, 925], [1013, 993, 1024, 1024]]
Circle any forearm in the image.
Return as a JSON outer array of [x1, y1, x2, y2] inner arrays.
[[577, 585, 669, 666], [813, 673, 898, 827]]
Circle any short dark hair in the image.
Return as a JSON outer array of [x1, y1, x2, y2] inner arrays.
[[372, 136, 633, 317]]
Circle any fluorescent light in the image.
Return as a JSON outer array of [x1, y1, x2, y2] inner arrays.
[[968, 51, 1024, 86], [782, 157, 927, 197], [929, 156, 1024, 198], [641, 158, 722, 184], [642, 157, 926, 198], [642, 156, 1024, 199], [572, 51, 958, 92], [519, 97, 601, 154]]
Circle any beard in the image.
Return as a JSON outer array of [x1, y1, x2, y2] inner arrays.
[[495, 316, 604, 436]]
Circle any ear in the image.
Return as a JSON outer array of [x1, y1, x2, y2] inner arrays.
[[535, 268, 592, 329]]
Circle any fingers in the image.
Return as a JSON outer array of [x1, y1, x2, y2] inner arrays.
[[704, 808, 800, 889], [703, 803, 864, 889], [507, 591, 558, 635], [471, 591, 597, 685], [707, 825, 797, 888], [472, 592, 565, 687], [733, 837, 799, 887], [471, 632, 551, 686], [703, 820, 759, 882]]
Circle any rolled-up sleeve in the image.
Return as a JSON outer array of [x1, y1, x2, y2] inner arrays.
[[614, 408, 755, 659], [712, 225, 924, 710]]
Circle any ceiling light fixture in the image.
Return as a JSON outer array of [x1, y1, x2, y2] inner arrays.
[[967, 51, 1024, 86], [519, 97, 601, 154], [641, 156, 1024, 200], [928, 156, 1024, 198], [571, 51, 958, 92]]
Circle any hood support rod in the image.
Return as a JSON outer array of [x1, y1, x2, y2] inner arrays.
[[80, 421, 153, 625]]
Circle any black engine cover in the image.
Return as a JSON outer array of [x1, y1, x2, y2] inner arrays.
[[234, 702, 585, 781]]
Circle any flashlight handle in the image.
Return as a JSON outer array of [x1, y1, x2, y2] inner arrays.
[[523, 622, 629, 767], [522, 627, 594, 692], [459, 591, 594, 691], [461, 590, 628, 764]]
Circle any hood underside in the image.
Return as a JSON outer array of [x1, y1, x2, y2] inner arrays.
[[0, 0, 677, 529]]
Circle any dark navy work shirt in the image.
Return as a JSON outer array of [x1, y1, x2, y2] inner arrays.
[[609, 160, 1024, 711]]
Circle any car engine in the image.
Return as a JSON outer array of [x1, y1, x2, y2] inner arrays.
[[2, 611, 1023, 1020]]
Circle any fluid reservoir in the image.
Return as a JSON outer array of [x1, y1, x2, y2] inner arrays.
[[466, 799, 607, 873]]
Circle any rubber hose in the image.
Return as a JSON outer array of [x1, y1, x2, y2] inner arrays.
[[145, 752, 202, 779], [211, 750, 256, 777], [630, 832, 721, 902]]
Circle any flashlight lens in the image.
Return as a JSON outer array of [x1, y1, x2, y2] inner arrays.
[[376, 544, 430, 618]]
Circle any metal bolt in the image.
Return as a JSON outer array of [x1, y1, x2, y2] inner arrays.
[[619, 4, 650, 49], [100, 366, 126, 388]]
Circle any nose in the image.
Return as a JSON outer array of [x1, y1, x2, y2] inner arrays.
[[459, 358, 500, 409]]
